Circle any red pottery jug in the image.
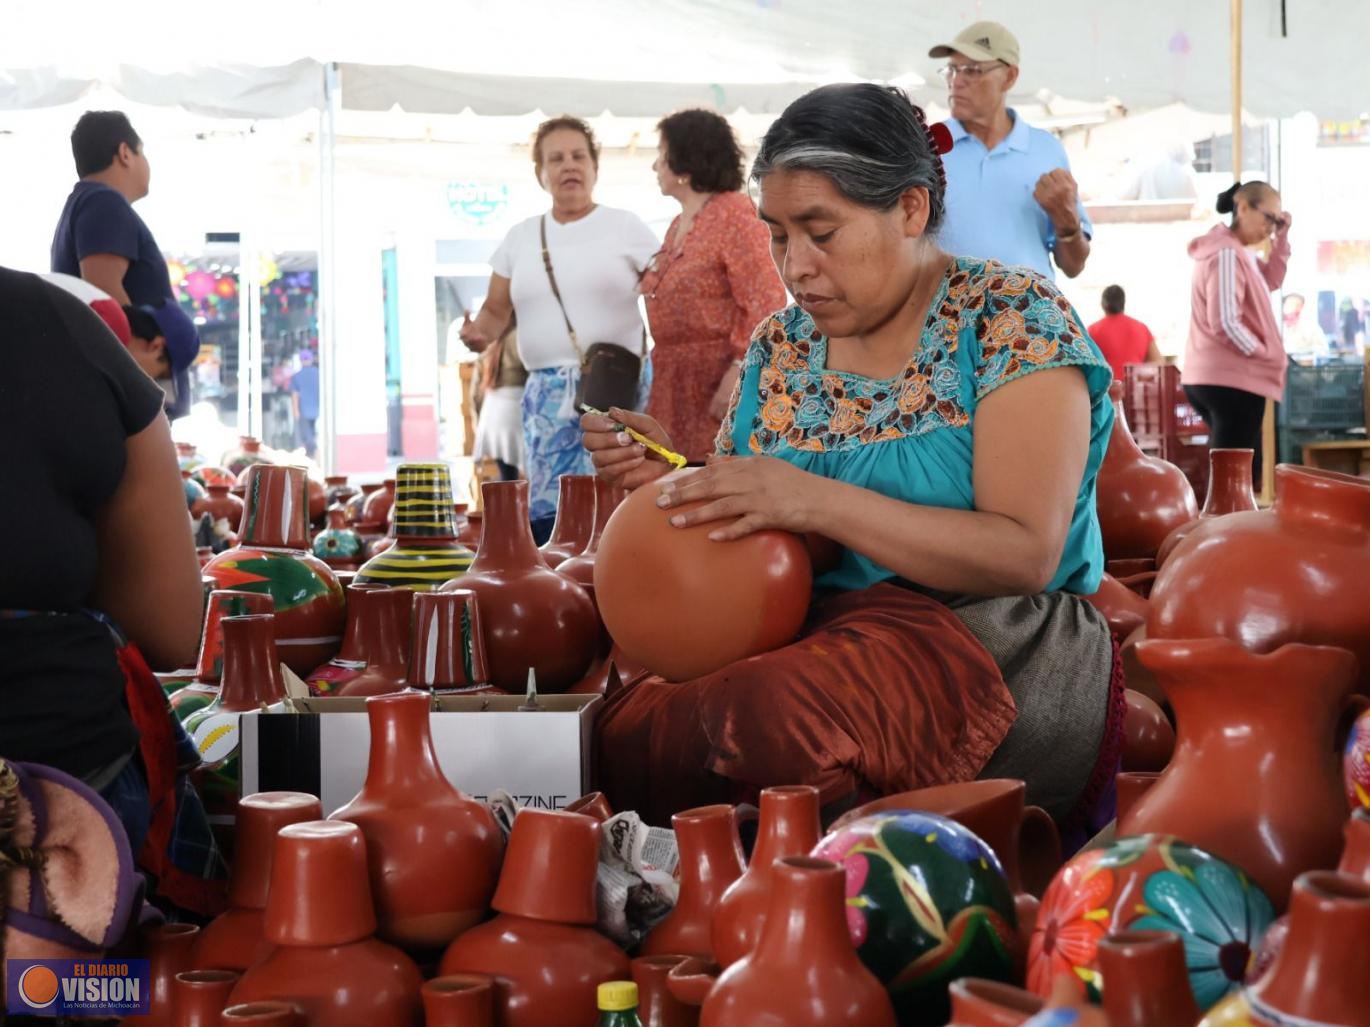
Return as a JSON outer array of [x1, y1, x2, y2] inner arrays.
[[193, 484, 246, 531], [1114, 771, 1160, 823], [438, 480, 599, 693], [305, 583, 387, 695], [202, 465, 345, 675], [641, 804, 746, 960], [172, 970, 239, 1027], [343, 483, 381, 525], [594, 469, 812, 682], [1095, 383, 1198, 562], [633, 956, 699, 1027], [228, 821, 422, 1025], [1120, 689, 1174, 772], [169, 590, 274, 725], [1149, 465, 1370, 694], [1096, 930, 1201, 1027], [1082, 573, 1150, 640], [123, 923, 201, 1025], [333, 586, 415, 697], [439, 808, 630, 1027], [361, 478, 397, 527], [329, 690, 503, 948], [711, 785, 821, 967], [1122, 639, 1354, 909], [323, 475, 358, 510], [699, 857, 896, 1026], [558, 477, 625, 597], [219, 1002, 302, 1025], [539, 474, 597, 569], [421, 974, 495, 1027], [404, 589, 491, 693], [193, 791, 323, 972], [946, 979, 1044, 1026], [1155, 448, 1257, 567]]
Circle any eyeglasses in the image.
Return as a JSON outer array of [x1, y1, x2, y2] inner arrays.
[[1253, 206, 1286, 228], [938, 61, 1006, 83]]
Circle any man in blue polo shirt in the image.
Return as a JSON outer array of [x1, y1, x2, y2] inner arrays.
[[51, 110, 196, 417], [930, 22, 1093, 280]]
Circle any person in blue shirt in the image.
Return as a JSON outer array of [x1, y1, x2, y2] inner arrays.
[[929, 22, 1093, 280], [51, 111, 196, 417], [290, 349, 322, 457]]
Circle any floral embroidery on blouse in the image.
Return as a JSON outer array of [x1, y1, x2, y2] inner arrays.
[[716, 257, 1103, 456]]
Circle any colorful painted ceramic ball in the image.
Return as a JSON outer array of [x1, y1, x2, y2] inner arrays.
[[1346, 705, 1370, 810], [1028, 834, 1276, 1011], [811, 810, 1017, 1027], [593, 472, 813, 682]]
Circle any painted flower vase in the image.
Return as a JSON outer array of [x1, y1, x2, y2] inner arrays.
[[355, 464, 474, 590], [311, 507, 364, 571], [811, 810, 1018, 1026], [168, 589, 274, 725]]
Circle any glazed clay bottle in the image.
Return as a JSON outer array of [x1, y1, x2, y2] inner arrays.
[[193, 792, 323, 972], [1095, 930, 1201, 1027], [632, 956, 699, 1027], [1340, 809, 1370, 884], [1148, 465, 1370, 694], [169, 590, 274, 725], [1095, 382, 1199, 562], [334, 586, 415, 698], [1123, 639, 1355, 909], [329, 690, 503, 948], [311, 507, 364, 571], [711, 785, 822, 967], [439, 808, 630, 1027], [700, 857, 897, 1026], [438, 480, 599, 693], [1155, 448, 1257, 567], [540, 474, 597, 569], [228, 821, 422, 1024], [403, 589, 491, 693], [124, 923, 202, 1026], [172, 970, 240, 1027], [202, 464, 346, 675], [354, 464, 474, 590], [641, 805, 746, 960], [219, 1003, 302, 1026], [421, 975, 495, 1027], [946, 979, 1044, 1026]]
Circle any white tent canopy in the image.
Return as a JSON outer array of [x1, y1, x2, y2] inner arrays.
[[4, 0, 1368, 118]]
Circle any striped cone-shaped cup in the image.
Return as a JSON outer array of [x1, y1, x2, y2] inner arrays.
[[354, 464, 474, 591]]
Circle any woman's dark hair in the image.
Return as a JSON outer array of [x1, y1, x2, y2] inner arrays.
[[750, 84, 946, 232], [657, 109, 745, 193], [532, 116, 601, 180], [1216, 180, 1277, 216], [71, 111, 142, 178]]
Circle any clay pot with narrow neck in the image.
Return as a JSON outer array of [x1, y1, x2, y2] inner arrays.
[[311, 507, 364, 571], [1340, 809, 1370, 884], [557, 478, 625, 596], [355, 464, 474, 591], [324, 475, 359, 511], [1122, 639, 1355, 909], [124, 923, 201, 1025], [223, 436, 268, 478], [306, 584, 386, 695], [1095, 383, 1199, 562], [193, 485, 246, 532], [344, 483, 382, 525], [361, 479, 397, 527], [1149, 465, 1370, 694], [1096, 930, 1201, 1027], [641, 805, 746, 960], [334, 587, 415, 698], [193, 792, 323, 972], [1082, 572, 1150, 640], [946, 979, 1044, 1026], [540, 474, 597, 569], [1114, 772, 1160, 823], [202, 465, 345, 675], [711, 785, 821, 967], [422, 975, 495, 1027], [220, 1003, 302, 1025], [403, 589, 491, 693], [438, 481, 599, 693], [169, 590, 274, 725], [228, 821, 422, 1024], [173, 970, 240, 1027], [329, 691, 503, 948], [1155, 448, 1258, 567], [1121, 689, 1175, 772], [700, 857, 897, 1026], [439, 808, 630, 1027], [633, 956, 699, 1027]]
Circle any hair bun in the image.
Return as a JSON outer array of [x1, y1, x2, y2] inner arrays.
[[1216, 182, 1240, 215]]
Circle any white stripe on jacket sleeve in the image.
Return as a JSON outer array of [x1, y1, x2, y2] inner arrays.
[[1216, 249, 1261, 356]]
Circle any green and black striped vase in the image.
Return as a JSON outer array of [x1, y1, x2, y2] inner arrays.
[[354, 463, 474, 591]]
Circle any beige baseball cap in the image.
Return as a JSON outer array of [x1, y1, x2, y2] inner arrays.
[[928, 21, 1020, 66]]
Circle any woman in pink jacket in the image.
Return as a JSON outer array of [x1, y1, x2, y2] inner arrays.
[[1183, 180, 1292, 477]]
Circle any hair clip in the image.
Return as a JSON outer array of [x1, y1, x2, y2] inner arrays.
[[928, 122, 954, 156]]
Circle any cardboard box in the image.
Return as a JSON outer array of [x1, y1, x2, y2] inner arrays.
[[238, 693, 600, 817]]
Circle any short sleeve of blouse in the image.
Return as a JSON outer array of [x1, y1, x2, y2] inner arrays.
[[971, 268, 1110, 400], [713, 312, 781, 456]]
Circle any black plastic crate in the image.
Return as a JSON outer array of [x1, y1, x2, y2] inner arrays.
[[1280, 363, 1365, 431]]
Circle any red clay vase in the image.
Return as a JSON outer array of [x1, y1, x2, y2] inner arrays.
[[172, 970, 239, 1027], [946, 979, 1044, 1026], [324, 475, 358, 511], [641, 805, 746, 960], [540, 474, 597, 569], [711, 785, 821, 967], [329, 691, 503, 948], [306, 584, 385, 695], [700, 857, 897, 1026], [1095, 383, 1199, 562], [193, 484, 246, 532], [1096, 930, 1201, 1027], [421, 975, 495, 1027], [594, 470, 813, 682], [404, 589, 491, 693], [1120, 689, 1175, 772], [1155, 448, 1257, 567], [169, 590, 274, 726], [439, 480, 599, 693], [334, 587, 415, 698], [1149, 465, 1370, 694], [355, 464, 474, 591], [1121, 639, 1355, 909], [228, 821, 422, 1025], [344, 483, 381, 525], [558, 477, 625, 594], [1340, 810, 1370, 885], [202, 465, 345, 675], [361, 478, 397, 527], [223, 436, 268, 478], [193, 792, 323, 972], [633, 956, 699, 1027], [439, 808, 630, 1027], [124, 923, 201, 1025], [306, 477, 327, 527], [1114, 772, 1160, 824], [1082, 573, 1150, 640]]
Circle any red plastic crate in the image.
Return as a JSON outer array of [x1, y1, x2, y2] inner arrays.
[[1123, 365, 1207, 443]]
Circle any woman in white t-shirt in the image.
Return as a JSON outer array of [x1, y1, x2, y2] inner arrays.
[[461, 116, 659, 541]]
